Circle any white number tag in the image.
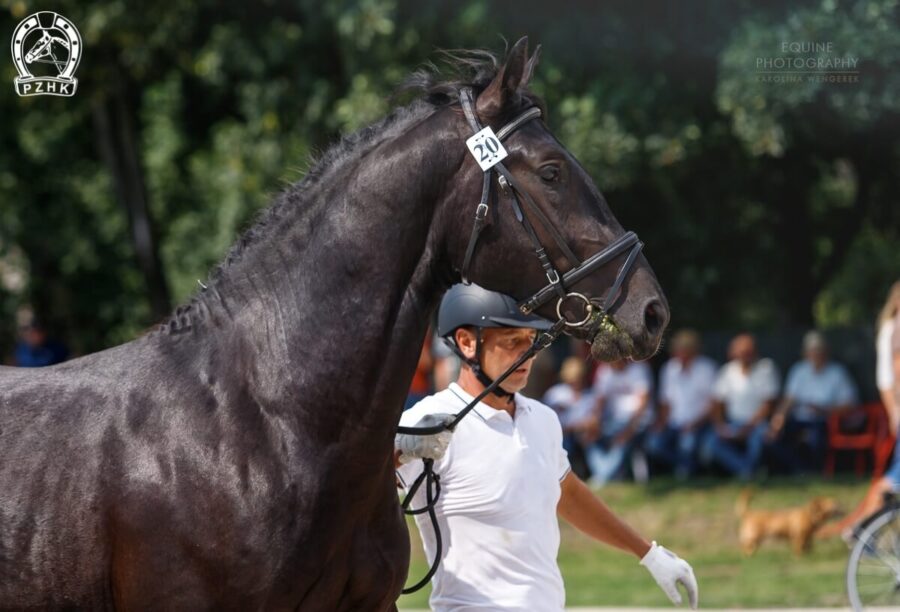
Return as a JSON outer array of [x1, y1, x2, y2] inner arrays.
[[466, 127, 508, 171]]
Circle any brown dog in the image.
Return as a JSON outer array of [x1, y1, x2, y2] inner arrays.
[[736, 490, 839, 556]]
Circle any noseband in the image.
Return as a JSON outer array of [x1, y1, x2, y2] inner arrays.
[[457, 87, 644, 329]]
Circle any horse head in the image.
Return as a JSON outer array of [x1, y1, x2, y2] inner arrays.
[[437, 37, 669, 362]]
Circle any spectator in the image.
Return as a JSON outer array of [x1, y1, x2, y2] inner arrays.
[[404, 329, 434, 410], [876, 281, 900, 432], [585, 359, 653, 486], [768, 331, 858, 473], [543, 357, 595, 479], [13, 318, 68, 367], [645, 330, 717, 480], [432, 328, 460, 392], [702, 334, 779, 480], [821, 284, 900, 540]]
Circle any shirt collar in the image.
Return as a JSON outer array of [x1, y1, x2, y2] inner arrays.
[[448, 382, 529, 421]]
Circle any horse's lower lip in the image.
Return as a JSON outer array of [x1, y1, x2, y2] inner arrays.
[[589, 321, 641, 362]]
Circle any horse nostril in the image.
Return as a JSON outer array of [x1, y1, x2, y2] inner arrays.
[[643, 300, 668, 336]]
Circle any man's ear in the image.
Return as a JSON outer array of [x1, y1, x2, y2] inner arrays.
[[455, 328, 478, 361], [476, 36, 530, 119]]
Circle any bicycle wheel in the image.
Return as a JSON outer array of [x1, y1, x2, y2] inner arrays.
[[847, 507, 900, 610]]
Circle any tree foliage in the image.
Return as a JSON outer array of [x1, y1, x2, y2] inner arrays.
[[0, 0, 897, 358]]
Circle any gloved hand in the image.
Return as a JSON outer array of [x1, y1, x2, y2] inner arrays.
[[640, 541, 699, 609], [395, 413, 455, 465]]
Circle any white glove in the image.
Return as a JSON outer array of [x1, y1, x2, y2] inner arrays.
[[640, 541, 699, 609], [395, 413, 454, 464]]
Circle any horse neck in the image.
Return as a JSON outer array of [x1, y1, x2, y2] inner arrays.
[[183, 108, 463, 434]]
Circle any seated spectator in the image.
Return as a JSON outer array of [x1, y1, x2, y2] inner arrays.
[[584, 359, 653, 486], [768, 331, 858, 473], [702, 333, 779, 480], [404, 329, 434, 410], [543, 357, 595, 479], [13, 318, 68, 367], [645, 329, 717, 480], [432, 328, 460, 392]]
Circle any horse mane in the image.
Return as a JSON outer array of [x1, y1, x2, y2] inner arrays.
[[153, 48, 542, 337]]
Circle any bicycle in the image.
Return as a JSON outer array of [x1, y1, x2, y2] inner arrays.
[[846, 491, 900, 610]]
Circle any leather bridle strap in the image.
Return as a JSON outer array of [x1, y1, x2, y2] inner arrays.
[[519, 231, 643, 315], [458, 89, 580, 287], [456, 87, 644, 324]]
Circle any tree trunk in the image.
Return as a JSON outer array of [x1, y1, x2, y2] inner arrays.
[[92, 77, 170, 321]]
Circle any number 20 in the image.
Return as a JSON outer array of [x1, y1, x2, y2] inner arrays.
[[474, 137, 499, 162]]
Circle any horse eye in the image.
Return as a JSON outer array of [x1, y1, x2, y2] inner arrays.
[[539, 165, 560, 183]]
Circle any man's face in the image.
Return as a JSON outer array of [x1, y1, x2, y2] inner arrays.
[[21, 326, 46, 348], [729, 335, 756, 366], [457, 327, 538, 393], [805, 347, 827, 368], [609, 358, 627, 371]]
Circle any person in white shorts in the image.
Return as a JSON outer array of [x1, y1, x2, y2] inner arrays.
[[394, 283, 698, 612]]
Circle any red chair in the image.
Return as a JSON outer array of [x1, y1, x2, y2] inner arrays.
[[825, 402, 895, 479]]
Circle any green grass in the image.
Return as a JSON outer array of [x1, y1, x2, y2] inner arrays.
[[398, 476, 871, 609]]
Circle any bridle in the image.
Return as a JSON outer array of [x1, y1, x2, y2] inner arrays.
[[397, 87, 646, 594], [456, 87, 644, 329]]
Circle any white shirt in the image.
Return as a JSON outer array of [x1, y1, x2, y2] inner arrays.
[[542, 383, 595, 429], [659, 356, 717, 428], [397, 383, 571, 612], [877, 320, 895, 392], [713, 359, 780, 424], [593, 362, 653, 427], [785, 360, 858, 421]]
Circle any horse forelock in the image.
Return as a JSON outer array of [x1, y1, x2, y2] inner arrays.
[[399, 48, 546, 119]]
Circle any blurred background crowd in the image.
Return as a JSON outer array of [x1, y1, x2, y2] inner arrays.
[[404, 281, 900, 486]]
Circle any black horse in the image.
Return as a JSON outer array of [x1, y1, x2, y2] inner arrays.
[[0, 38, 668, 610]]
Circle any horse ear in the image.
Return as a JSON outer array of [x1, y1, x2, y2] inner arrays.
[[476, 36, 530, 118], [522, 44, 541, 87]]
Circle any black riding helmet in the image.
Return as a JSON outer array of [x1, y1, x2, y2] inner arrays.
[[438, 284, 553, 398]]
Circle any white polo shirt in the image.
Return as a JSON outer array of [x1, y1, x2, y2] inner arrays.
[[592, 362, 653, 427], [713, 359, 780, 424], [397, 383, 571, 612], [784, 360, 858, 421], [659, 356, 717, 428]]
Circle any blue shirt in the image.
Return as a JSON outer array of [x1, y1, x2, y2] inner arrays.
[[784, 360, 858, 421], [14, 340, 68, 367]]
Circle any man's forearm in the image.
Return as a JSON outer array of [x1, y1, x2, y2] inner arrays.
[[558, 473, 651, 558]]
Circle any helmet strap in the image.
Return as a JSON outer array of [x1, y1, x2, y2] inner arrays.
[[446, 328, 515, 401]]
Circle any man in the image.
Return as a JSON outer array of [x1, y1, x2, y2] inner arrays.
[[13, 318, 68, 367], [395, 284, 698, 611], [768, 331, 858, 473], [585, 358, 653, 485], [645, 329, 717, 480], [702, 333, 779, 480], [543, 357, 595, 480]]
